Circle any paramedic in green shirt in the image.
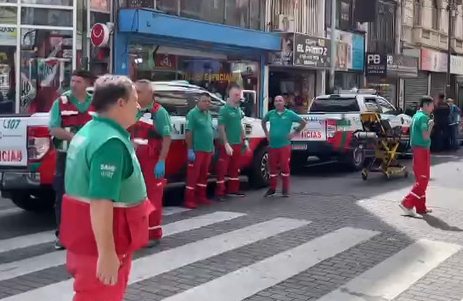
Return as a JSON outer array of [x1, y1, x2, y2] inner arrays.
[[400, 96, 434, 218], [60, 74, 153, 301], [184, 93, 215, 208], [215, 83, 248, 200], [261, 95, 306, 197], [48, 69, 94, 250]]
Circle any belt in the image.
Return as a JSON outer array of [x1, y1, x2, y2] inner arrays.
[[69, 196, 146, 208]]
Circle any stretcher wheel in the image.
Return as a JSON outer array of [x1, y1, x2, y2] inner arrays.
[[361, 170, 368, 181]]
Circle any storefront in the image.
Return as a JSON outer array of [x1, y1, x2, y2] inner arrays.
[[114, 8, 280, 118], [420, 48, 448, 98], [365, 53, 418, 108], [0, 0, 112, 114], [268, 33, 329, 114], [450, 55, 463, 108], [332, 30, 365, 91]]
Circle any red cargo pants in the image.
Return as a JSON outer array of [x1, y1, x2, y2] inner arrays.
[[268, 146, 291, 192], [215, 144, 242, 196], [67, 252, 132, 301], [136, 146, 165, 241], [185, 151, 213, 208], [402, 147, 431, 214]]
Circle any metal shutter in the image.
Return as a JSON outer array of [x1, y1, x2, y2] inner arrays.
[[404, 72, 428, 108], [430, 73, 447, 97]]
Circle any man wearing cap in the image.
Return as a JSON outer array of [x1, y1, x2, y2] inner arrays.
[[130, 79, 172, 246], [48, 69, 94, 250], [215, 83, 248, 201], [261, 95, 306, 197], [184, 93, 215, 208], [60, 75, 153, 301]]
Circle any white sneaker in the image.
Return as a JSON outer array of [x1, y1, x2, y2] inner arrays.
[[399, 203, 423, 219]]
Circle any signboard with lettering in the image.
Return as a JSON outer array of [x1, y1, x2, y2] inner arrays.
[[365, 53, 387, 76], [293, 34, 331, 68], [387, 54, 418, 78], [0, 117, 27, 167], [126, 0, 154, 8]]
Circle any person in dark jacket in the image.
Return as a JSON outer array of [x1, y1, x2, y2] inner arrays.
[[431, 93, 450, 151]]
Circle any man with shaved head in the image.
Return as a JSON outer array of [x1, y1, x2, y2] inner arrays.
[[130, 79, 172, 247]]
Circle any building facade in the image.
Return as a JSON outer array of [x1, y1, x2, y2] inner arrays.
[[0, 0, 112, 114]]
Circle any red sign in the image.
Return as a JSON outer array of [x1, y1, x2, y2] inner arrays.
[[91, 23, 110, 47], [0, 150, 23, 162]]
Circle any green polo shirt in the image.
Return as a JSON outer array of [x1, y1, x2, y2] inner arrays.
[[65, 116, 146, 203], [48, 90, 93, 129], [218, 104, 244, 145], [410, 110, 431, 149], [186, 106, 214, 153], [137, 103, 172, 137], [264, 109, 304, 149]]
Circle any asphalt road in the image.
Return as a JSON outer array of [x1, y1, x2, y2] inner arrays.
[[0, 152, 462, 301]]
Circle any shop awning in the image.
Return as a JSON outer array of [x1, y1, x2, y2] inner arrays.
[[118, 9, 281, 53]]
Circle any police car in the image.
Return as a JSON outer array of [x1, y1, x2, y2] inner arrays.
[[290, 89, 412, 169], [0, 81, 269, 212]]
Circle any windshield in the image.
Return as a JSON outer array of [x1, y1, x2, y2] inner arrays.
[[310, 96, 360, 113], [155, 89, 224, 117]]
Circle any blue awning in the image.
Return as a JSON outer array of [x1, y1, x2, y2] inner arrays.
[[118, 9, 281, 53]]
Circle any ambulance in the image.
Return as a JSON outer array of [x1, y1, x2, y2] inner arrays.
[[0, 81, 269, 212], [290, 90, 412, 169]]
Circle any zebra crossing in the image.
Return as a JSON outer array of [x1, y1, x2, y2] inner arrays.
[[0, 206, 461, 301]]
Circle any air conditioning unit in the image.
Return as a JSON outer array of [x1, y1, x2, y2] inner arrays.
[[276, 14, 295, 32]]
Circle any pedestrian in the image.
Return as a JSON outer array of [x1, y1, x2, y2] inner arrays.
[[447, 98, 461, 150], [184, 93, 215, 209], [131, 79, 172, 246], [48, 69, 94, 250], [400, 96, 434, 218], [215, 83, 249, 201], [59, 75, 153, 301], [261, 95, 307, 197], [431, 93, 450, 151]]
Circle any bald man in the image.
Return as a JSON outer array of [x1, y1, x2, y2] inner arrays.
[[130, 80, 172, 246]]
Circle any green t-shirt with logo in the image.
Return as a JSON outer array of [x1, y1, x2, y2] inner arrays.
[[186, 106, 214, 153], [65, 116, 147, 203], [410, 110, 431, 149], [218, 104, 244, 145], [264, 109, 304, 149]]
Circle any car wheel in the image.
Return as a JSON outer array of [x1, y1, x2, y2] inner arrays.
[[10, 191, 54, 212], [248, 146, 269, 188], [343, 145, 365, 171]]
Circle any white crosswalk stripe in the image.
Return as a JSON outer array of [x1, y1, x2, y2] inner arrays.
[[0, 211, 245, 281], [317, 239, 462, 301], [0, 208, 461, 301], [0, 206, 192, 254]]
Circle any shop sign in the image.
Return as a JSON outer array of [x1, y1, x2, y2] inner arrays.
[[450, 55, 463, 75], [331, 30, 365, 71], [90, 23, 111, 47], [420, 48, 447, 72], [365, 53, 387, 76], [269, 33, 294, 66], [387, 54, 418, 78], [155, 54, 177, 70], [293, 34, 330, 68]]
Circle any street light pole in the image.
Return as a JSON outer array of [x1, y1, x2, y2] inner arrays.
[[329, 0, 337, 93], [446, 0, 455, 97]]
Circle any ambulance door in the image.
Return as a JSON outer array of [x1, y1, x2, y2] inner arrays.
[[241, 90, 257, 118]]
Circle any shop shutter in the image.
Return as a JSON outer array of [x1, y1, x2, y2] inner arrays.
[[404, 72, 428, 109], [430, 73, 447, 97]]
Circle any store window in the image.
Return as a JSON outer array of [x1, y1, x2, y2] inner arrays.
[[0, 6, 16, 24], [181, 0, 225, 24], [0, 29, 16, 114], [21, 0, 72, 5], [249, 0, 261, 29], [225, 0, 249, 27], [20, 28, 73, 113], [91, 0, 110, 12], [157, 0, 179, 15], [0, 0, 17, 3], [21, 7, 73, 27]]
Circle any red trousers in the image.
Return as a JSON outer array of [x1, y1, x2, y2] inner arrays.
[[268, 146, 291, 191], [67, 252, 132, 301], [185, 152, 213, 207], [402, 147, 431, 213], [137, 146, 164, 241], [215, 144, 242, 196]]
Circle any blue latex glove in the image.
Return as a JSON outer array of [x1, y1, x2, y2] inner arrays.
[[154, 160, 165, 179], [188, 149, 196, 162]]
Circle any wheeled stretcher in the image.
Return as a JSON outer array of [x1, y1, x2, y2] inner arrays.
[[354, 112, 408, 180]]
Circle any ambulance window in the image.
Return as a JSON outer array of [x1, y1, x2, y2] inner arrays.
[[376, 97, 396, 114], [364, 98, 382, 113], [310, 96, 360, 112], [154, 91, 192, 116]]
